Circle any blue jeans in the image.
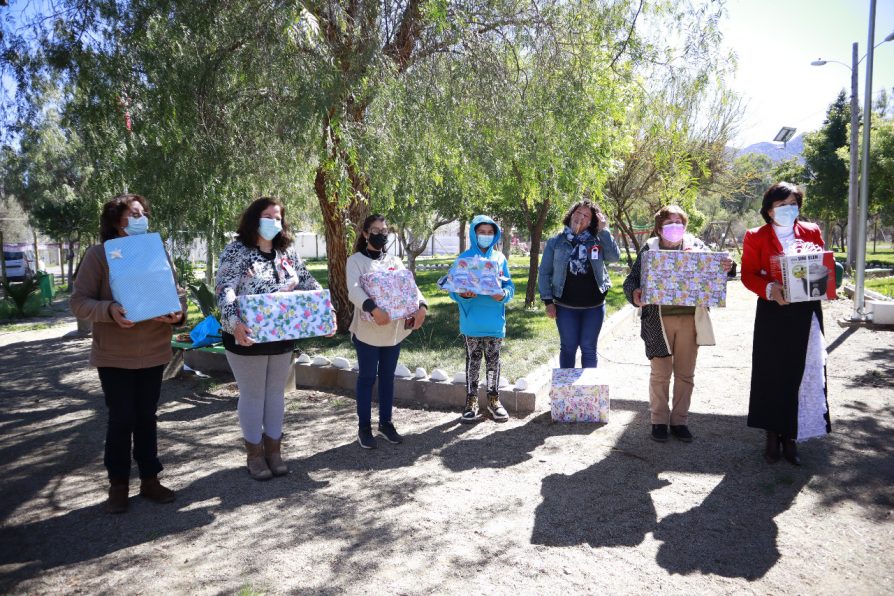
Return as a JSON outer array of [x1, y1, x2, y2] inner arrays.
[[555, 303, 606, 368], [352, 335, 402, 428]]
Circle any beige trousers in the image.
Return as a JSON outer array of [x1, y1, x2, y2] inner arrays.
[[649, 314, 698, 425]]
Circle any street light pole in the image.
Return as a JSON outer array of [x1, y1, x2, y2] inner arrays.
[[853, 0, 877, 321], [847, 42, 859, 271]]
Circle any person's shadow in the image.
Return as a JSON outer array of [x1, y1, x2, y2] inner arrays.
[[530, 398, 835, 579]]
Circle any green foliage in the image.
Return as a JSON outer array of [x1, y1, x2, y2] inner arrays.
[[801, 91, 850, 221], [2, 278, 40, 317], [188, 282, 219, 319]]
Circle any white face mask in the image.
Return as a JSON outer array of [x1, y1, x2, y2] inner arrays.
[[772, 204, 799, 228], [477, 234, 495, 249]]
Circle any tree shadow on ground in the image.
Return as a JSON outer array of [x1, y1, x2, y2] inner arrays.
[[530, 397, 893, 580], [439, 411, 601, 472], [845, 347, 894, 389]]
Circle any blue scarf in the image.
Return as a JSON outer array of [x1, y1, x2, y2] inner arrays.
[[564, 226, 593, 275]]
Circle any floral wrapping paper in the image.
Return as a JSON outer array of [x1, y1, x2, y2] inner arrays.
[[437, 256, 504, 295], [237, 290, 335, 342], [549, 368, 610, 423], [359, 269, 420, 321], [640, 250, 728, 308]]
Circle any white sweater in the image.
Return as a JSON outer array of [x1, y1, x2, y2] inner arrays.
[[346, 251, 427, 347]]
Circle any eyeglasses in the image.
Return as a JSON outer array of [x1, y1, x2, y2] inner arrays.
[[369, 227, 389, 235]]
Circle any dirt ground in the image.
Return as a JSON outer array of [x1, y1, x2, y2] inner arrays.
[[0, 281, 892, 595]]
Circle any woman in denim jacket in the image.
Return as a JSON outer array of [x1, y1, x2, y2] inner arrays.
[[538, 199, 620, 368]]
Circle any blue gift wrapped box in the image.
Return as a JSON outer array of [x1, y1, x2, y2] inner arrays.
[[104, 233, 182, 323]]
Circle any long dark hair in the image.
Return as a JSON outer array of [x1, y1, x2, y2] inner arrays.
[[235, 197, 293, 250], [562, 199, 603, 236], [760, 182, 804, 224], [100, 193, 149, 242], [353, 213, 386, 253]]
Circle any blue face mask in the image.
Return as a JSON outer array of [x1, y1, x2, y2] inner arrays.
[[125, 215, 149, 235], [258, 217, 282, 241], [772, 204, 799, 228], [477, 234, 495, 249]]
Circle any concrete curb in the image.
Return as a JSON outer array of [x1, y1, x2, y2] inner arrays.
[[176, 303, 638, 416]]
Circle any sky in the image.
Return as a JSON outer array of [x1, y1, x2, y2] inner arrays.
[[721, 0, 894, 148]]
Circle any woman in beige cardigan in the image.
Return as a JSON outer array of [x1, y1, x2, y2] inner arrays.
[[346, 214, 428, 449]]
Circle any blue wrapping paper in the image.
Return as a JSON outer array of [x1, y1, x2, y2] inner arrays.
[[104, 233, 182, 323]]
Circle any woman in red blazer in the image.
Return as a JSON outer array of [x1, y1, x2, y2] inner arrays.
[[742, 182, 831, 466]]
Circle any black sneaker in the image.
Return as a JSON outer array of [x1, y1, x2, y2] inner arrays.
[[670, 425, 693, 442], [377, 421, 404, 444], [487, 395, 509, 422], [460, 395, 481, 424], [651, 424, 669, 442], [358, 426, 378, 449]]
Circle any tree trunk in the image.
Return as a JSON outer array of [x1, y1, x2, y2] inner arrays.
[[458, 216, 467, 253], [32, 229, 41, 272], [614, 215, 636, 266], [316, 166, 352, 333], [205, 230, 214, 286], [524, 200, 551, 308], [66, 235, 77, 289], [502, 223, 512, 260]]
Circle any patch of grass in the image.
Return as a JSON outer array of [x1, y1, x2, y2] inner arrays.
[[834, 242, 894, 268], [237, 586, 266, 596], [865, 276, 894, 298], [0, 321, 67, 333], [300, 256, 628, 380]]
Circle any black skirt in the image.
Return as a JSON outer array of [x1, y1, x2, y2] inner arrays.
[[747, 298, 831, 437]]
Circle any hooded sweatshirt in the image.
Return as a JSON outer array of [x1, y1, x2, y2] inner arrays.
[[448, 215, 515, 338]]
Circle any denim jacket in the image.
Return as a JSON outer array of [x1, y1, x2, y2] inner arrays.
[[538, 228, 620, 303]]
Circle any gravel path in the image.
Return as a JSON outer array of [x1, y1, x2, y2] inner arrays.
[[0, 281, 892, 594]]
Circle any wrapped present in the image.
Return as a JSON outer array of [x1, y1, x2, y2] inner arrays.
[[769, 244, 836, 302], [104, 233, 182, 323], [549, 368, 610, 423], [437, 255, 504, 295], [238, 290, 335, 342], [640, 250, 728, 308], [358, 269, 419, 321]]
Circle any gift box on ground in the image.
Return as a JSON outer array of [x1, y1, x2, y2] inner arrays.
[[359, 269, 419, 321], [104, 233, 182, 323], [549, 368, 610, 423], [437, 255, 504, 295], [640, 250, 728, 308], [238, 290, 335, 342], [770, 251, 836, 302]]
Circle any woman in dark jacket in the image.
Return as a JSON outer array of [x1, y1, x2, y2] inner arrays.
[[538, 199, 620, 368]]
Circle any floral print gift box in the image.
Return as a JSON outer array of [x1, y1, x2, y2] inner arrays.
[[359, 269, 420, 321], [640, 250, 728, 308], [549, 368, 610, 423], [238, 290, 335, 343], [437, 255, 504, 295]]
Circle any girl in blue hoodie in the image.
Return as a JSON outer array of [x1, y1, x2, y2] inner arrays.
[[448, 215, 516, 422]]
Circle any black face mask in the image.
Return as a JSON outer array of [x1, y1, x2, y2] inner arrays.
[[368, 233, 387, 249]]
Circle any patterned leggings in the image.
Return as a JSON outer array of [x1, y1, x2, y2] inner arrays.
[[464, 336, 503, 397]]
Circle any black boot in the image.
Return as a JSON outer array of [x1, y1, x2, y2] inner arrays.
[[764, 431, 781, 464], [781, 436, 801, 466]]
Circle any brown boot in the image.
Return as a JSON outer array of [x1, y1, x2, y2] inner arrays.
[[781, 436, 801, 466], [245, 439, 273, 480], [262, 434, 288, 476], [105, 478, 129, 514], [139, 476, 176, 503]]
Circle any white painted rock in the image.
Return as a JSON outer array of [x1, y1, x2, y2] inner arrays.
[[415, 367, 428, 379], [430, 368, 449, 382], [332, 357, 351, 369], [514, 378, 529, 391], [296, 353, 312, 364], [311, 356, 331, 366], [394, 364, 412, 378], [453, 372, 467, 384], [499, 376, 510, 388]]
